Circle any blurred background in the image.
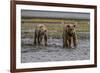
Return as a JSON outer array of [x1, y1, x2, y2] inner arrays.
[[21, 10, 90, 40]]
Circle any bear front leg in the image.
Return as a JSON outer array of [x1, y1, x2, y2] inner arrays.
[[68, 37, 72, 48], [73, 35, 77, 48], [44, 34, 48, 46], [63, 37, 65, 48], [34, 31, 37, 45]]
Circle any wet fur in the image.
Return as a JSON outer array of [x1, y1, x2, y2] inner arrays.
[[34, 24, 48, 46], [63, 24, 77, 48]]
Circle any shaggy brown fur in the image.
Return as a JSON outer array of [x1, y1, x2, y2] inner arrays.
[[34, 24, 48, 46], [63, 24, 77, 48]]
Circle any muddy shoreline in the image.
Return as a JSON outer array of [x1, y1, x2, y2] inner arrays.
[[21, 38, 90, 63]]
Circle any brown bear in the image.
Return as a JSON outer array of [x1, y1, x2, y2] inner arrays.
[[34, 24, 48, 46], [63, 24, 77, 48]]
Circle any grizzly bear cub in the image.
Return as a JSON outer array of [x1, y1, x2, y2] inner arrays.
[[63, 24, 77, 48], [34, 24, 48, 46]]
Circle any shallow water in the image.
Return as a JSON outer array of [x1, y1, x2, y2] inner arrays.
[[21, 38, 90, 63]]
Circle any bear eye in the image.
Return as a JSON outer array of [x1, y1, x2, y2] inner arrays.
[[67, 25, 70, 27], [73, 25, 76, 27]]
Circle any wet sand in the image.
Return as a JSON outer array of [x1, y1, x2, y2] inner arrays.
[[21, 39, 90, 63]]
